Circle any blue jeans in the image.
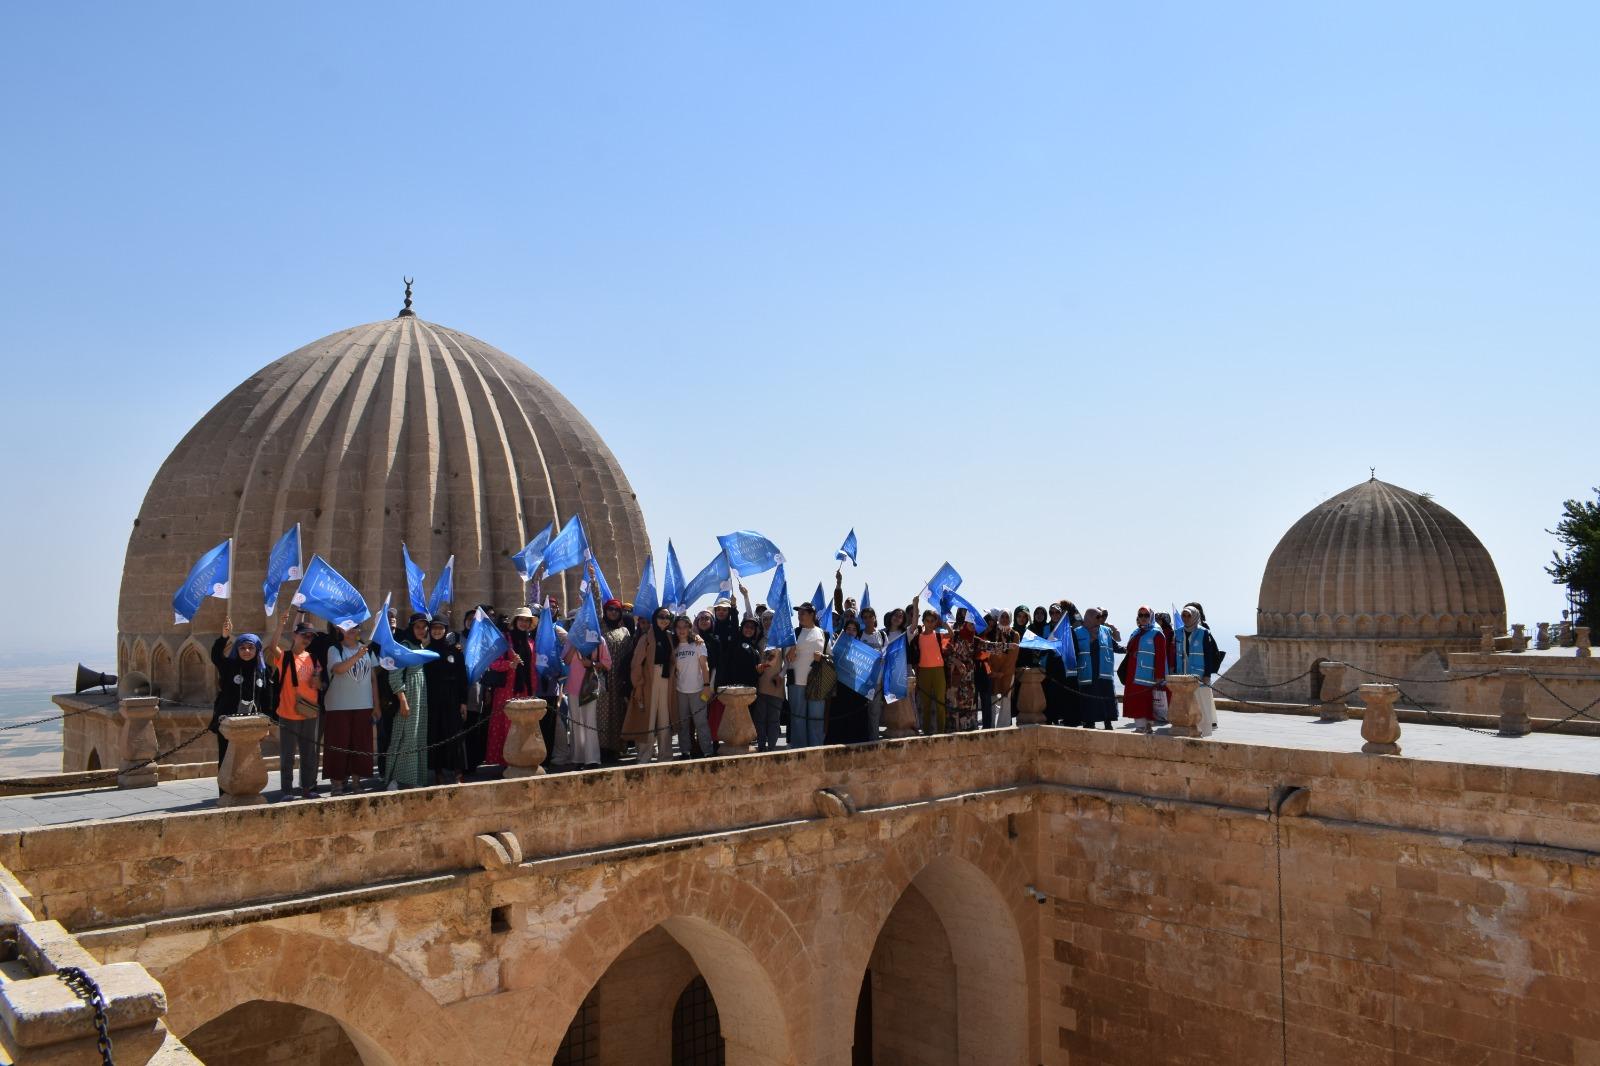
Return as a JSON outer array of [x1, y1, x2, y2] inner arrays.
[[786, 684, 824, 747]]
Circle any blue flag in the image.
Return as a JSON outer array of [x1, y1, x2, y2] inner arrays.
[[921, 561, 962, 608], [833, 633, 885, 697], [402, 543, 428, 617], [633, 555, 659, 621], [291, 555, 371, 628], [765, 565, 796, 649], [428, 555, 454, 619], [513, 522, 554, 581], [716, 530, 785, 576], [535, 604, 559, 671], [681, 550, 732, 607], [882, 633, 908, 700], [836, 528, 859, 566], [940, 587, 988, 635], [173, 538, 231, 624], [568, 591, 603, 655], [373, 594, 440, 669], [541, 515, 590, 576], [586, 555, 615, 605], [860, 584, 871, 614], [465, 607, 508, 684], [262, 525, 302, 616], [663, 540, 686, 612], [810, 583, 835, 635], [1053, 614, 1078, 670]]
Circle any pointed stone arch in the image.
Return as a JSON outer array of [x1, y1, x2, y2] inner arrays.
[[131, 638, 150, 676], [159, 926, 460, 1065], [150, 641, 176, 700], [178, 639, 212, 704]]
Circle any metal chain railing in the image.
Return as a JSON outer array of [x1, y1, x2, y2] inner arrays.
[[56, 966, 114, 1065]]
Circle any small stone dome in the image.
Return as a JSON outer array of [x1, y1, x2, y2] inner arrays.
[[118, 313, 649, 653], [1255, 479, 1505, 640]]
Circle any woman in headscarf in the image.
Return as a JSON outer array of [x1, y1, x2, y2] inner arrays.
[[424, 618, 469, 784], [627, 608, 678, 763], [562, 624, 613, 771], [485, 606, 541, 768], [381, 613, 432, 789], [985, 609, 1021, 728], [1041, 602, 1071, 725], [943, 614, 982, 731], [209, 617, 277, 771], [826, 617, 872, 744], [1118, 605, 1168, 734], [1073, 608, 1123, 729], [595, 598, 636, 761]]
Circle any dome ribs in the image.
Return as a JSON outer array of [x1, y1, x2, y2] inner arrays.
[[417, 324, 491, 617], [356, 320, 413, 607]]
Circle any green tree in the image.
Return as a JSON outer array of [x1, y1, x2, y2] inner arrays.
[[1547, 487, 1600, 628]]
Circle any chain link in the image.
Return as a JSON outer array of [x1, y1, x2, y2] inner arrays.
[[56, 966, 114, 1065]]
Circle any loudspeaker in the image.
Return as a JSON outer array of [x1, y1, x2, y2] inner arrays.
[[74, 664, 117, 694]]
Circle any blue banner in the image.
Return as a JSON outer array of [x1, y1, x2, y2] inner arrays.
[[428, 555, 454, 618], [833, 633, 885, 697], [810, 583, 835, 635], [465, 607, 508, 684], [1053, 614, 1078, 670], [262, 525, 301, 616], [373, 594, 440, 669], [681, 550, 731, 607], [536, 604, 559, 671], [940, 587, 988, 634], [633, 555, 659, 621], [860, 584, 871, 614], [882, 633, 908, 700], [541, 515, 590, 576], [921, 561, 962, 608], [584, 555, 615, 605], [513, 522, 553, 581], [173, 538, 231, 624], [290, 555, 371, 628], [567, 591, 603, 655], [836, 528, 858, 565], [716, 530, 785, 576], [663, 540, 686, 612], [765, 565, 796, 649], [402, 543, 428, 617]]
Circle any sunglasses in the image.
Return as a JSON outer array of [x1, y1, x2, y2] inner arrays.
[[1137, 612, 1151, 619]]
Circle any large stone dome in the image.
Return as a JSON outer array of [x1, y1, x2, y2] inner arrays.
[[117, 312, 649, 697], [1255, 479, 1505, 640]]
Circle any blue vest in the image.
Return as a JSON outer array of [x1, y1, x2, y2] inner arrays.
[[1073, 626, 1114, 684], [1132, 625, 1159, 686], [1175, 626, 1207, 676]]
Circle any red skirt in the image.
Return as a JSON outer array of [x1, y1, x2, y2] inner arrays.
[[323, 710, 374, 779]]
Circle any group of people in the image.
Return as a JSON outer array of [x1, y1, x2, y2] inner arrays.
[[207, 565, 1224, 800]]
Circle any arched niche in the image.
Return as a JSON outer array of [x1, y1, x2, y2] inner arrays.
[[150, 641, 176, 699], [178, 640, 212, 704], [184, 1000, 367, 1065]]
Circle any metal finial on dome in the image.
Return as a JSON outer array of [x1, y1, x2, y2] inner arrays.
[[1370, 466, 1376, 482], [398, 277, 415, 318]]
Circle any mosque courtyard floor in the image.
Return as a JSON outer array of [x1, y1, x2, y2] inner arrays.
[[0, 709, 1592, 831]]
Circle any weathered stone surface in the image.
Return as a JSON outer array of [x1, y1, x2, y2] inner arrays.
[[501, 699, 546, 778], [1359, 683, 1402, 755], [716, 686, 758, 754], [215, 715, 272, 806], [117, 697, 160, 789]]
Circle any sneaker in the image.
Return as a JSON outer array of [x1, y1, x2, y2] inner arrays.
[[386, 781, 400, 792]]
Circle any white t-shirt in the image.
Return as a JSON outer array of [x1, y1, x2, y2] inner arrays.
[[674, 642, 707, 693], [789, 626, 827, 686], [324, 644, 374, 711]]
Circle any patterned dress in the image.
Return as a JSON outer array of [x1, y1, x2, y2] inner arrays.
[[944, 636, 980, 730], [596, 626, 635, 752], [385, 660, 430, 788]]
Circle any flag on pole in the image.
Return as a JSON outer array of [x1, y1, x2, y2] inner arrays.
[[920, 561, 962, 607], [262, 525, 302, 616], [513, 522, 554, 581], [402, 543, 428, 617], [568, 591, 603, 655], [535, 603, 559, 671], [662, 540, 686, 613], [427, 555, 454, 619], [541, 515, 590, 576], [372, 594, 440, 669], [882, 633, 908, 700], [765, 564, 796, 649], [633, 555, 659, 621], [682, 551, 732, 607], [836, 528, 859, 566], [173, 538, 232, 624], [290, 555, 371, 628], [585, 555, 615, 605], [464, 607, 508, 683], [716, 530, 784, 576], [810, 583, 835, 634], [939, 587, 988, 634], [860, 584, 872, 614]]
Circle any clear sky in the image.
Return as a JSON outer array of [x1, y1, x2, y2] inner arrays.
[[1, 1, 1595, 668]]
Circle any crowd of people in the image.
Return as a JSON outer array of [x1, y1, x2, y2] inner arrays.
[[207, 566, 1224, 800]]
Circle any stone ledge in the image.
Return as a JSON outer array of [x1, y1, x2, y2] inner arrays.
[[0, 962, 165, 1048]]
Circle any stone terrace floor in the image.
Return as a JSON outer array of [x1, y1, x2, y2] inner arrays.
[[0, 709, 1594, 831]]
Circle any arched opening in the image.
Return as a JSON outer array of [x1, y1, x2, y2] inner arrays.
[[551, 918, 783, 1066], [150, 641, 176, 699], [184, 1000, 382, 1065], [85, 749, 102, 772], [178, 642, 211, 704], [854, 854, 1028, 1066]]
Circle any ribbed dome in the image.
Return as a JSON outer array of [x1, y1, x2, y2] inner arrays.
[[1255, 479, 1505, 640], [117, 315, 650, 648]]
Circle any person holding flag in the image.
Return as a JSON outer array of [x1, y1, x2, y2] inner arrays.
[[1073, 608, 1125, 730], [323, 620, 378, 792], [424, 619, 470, 785], [563, 592, 612, 771], [906, 602, 950, 734], [595, 596, 637, 761], [381, 612, 435, 788], [208, 616, 276, 775], [626, 607, 679, 763], [264, 609, 323, 799], [485, 607, 542, 768]]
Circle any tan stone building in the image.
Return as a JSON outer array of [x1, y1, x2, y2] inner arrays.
[[1221, 478, 1507, 701], [81, 301, 650, 770]]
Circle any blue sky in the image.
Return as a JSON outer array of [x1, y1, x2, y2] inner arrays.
[[2, 1, 1595, 666]]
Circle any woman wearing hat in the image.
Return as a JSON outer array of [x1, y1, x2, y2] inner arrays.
[[485, 606, 542, 768], [208, 617, 279, 773]]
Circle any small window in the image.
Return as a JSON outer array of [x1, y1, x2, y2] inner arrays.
[[490, 905, 511, 935]]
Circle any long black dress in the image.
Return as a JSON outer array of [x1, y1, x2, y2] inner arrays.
[[424, 636, 470, 776]]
